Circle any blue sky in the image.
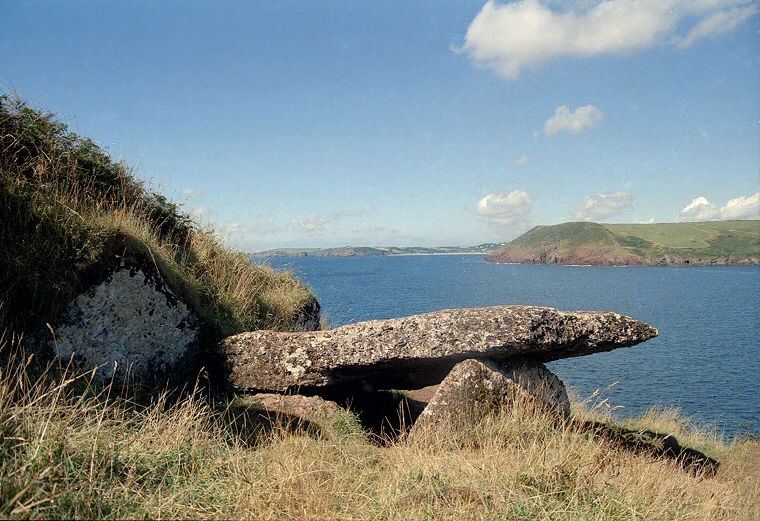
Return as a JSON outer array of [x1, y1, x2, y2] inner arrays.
[[3, 0, 759, 250]]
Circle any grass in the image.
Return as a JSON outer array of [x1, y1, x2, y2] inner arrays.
[[604, 221, 760, 258], [0, 93, 316, 354], [1, 340, 758, 520]]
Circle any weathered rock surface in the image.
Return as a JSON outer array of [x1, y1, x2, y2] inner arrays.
[[248, 393, 341, 419], [410, 358, 570, 435], [48, 261, 199, 379], [221, 305, 657, 392]]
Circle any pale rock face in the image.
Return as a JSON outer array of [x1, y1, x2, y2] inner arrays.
[[410, 358, 570, 436], [51, 264, 198, 378]]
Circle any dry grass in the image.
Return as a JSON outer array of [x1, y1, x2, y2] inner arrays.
[[0, 93, 316, 345], [1, 342, 757, 520]]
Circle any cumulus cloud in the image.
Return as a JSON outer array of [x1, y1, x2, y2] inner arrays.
[[460, 0, 759, 79], [217, 218, 279, 236], [571, 191, 634, 221], [720, 192, 760, 220], [511, 155, 530, 166], [676, 193, 760, 221], [675, 196, 721, 221], [478, 190, 533, 228], [290, 205, 373, 235], [545, 105, 604, 136]]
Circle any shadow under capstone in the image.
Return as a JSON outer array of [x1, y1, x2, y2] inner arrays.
[[303, 382, 427, 443], [218, 401, 326, 447]]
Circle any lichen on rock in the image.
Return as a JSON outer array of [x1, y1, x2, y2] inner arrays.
[[220, 305, 658, 392], [50, 262, 198, 379]]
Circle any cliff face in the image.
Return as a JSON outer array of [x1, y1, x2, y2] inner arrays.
[[486, 221, 760, 266]]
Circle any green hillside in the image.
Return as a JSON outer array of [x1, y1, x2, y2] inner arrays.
[[487, 221, 760, 266], [603, 221, 760, 257]]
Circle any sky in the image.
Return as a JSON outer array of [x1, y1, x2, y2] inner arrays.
[[2, 0, 759, 251]]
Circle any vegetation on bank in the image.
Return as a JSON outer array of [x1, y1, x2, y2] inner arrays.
[[0, 94, 316, 347], [487, 221, 760, 266], [1, 343, 758, 520]]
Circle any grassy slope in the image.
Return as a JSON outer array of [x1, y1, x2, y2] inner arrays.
[[490, 221, 760, 264], [0, 95, 316, 345], [603, 221, 760, 258]]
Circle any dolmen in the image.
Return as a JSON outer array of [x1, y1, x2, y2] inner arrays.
[[220, 305, 658, 432]]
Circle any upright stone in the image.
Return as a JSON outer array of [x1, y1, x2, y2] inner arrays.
[[410, 358, 570, 436]]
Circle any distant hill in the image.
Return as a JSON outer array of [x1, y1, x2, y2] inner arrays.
[[485, 221, 760, 266], [255, 244, 504, 258]]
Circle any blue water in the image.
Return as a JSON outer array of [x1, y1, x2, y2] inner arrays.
[[268, 255, 760, 437]]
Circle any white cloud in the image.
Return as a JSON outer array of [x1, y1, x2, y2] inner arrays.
[[545, 105, 604, 136], [478, 190, 533, 228], [571, 191, 634, 221], [461, 0, 759, 79], [289, 214, 334, 235], [720, 192, 760, 220], [189, 204, 213, 220], [290, 206, 373, 236], [511, 155, 530, 166], [676, 196, 720, 221], [217, 218, 279, 236], [182, 187, 206, 197], [675, 194, 760, 222], [678, 5, 759, 49]]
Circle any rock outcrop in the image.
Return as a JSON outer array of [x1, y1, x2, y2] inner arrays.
[[410, 358, 570, 436], [46, 254, 200, 380], [221, 305, 657, 392], [38, 232, 322, 384]]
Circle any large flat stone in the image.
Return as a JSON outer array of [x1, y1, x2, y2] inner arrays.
[[220, 305, 657, 392]]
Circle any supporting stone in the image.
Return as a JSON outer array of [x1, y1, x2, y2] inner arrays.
[[409, 358, 570, 436]]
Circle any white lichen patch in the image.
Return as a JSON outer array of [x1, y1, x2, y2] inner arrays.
[[283, 347, 312, 378], [51, 265, 197, 379]]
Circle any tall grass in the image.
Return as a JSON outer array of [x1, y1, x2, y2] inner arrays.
[[0, 94, 316, 348], [1, 339, 757, 520]]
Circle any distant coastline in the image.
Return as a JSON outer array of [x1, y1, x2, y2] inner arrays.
[[254, 244, 504, 258], [255, 220, 760, 266]]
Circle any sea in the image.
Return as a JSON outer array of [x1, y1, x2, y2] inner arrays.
[[267, 254, 760, 437]]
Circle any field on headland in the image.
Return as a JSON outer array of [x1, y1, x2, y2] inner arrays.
[[487, 221, 760, 266]]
